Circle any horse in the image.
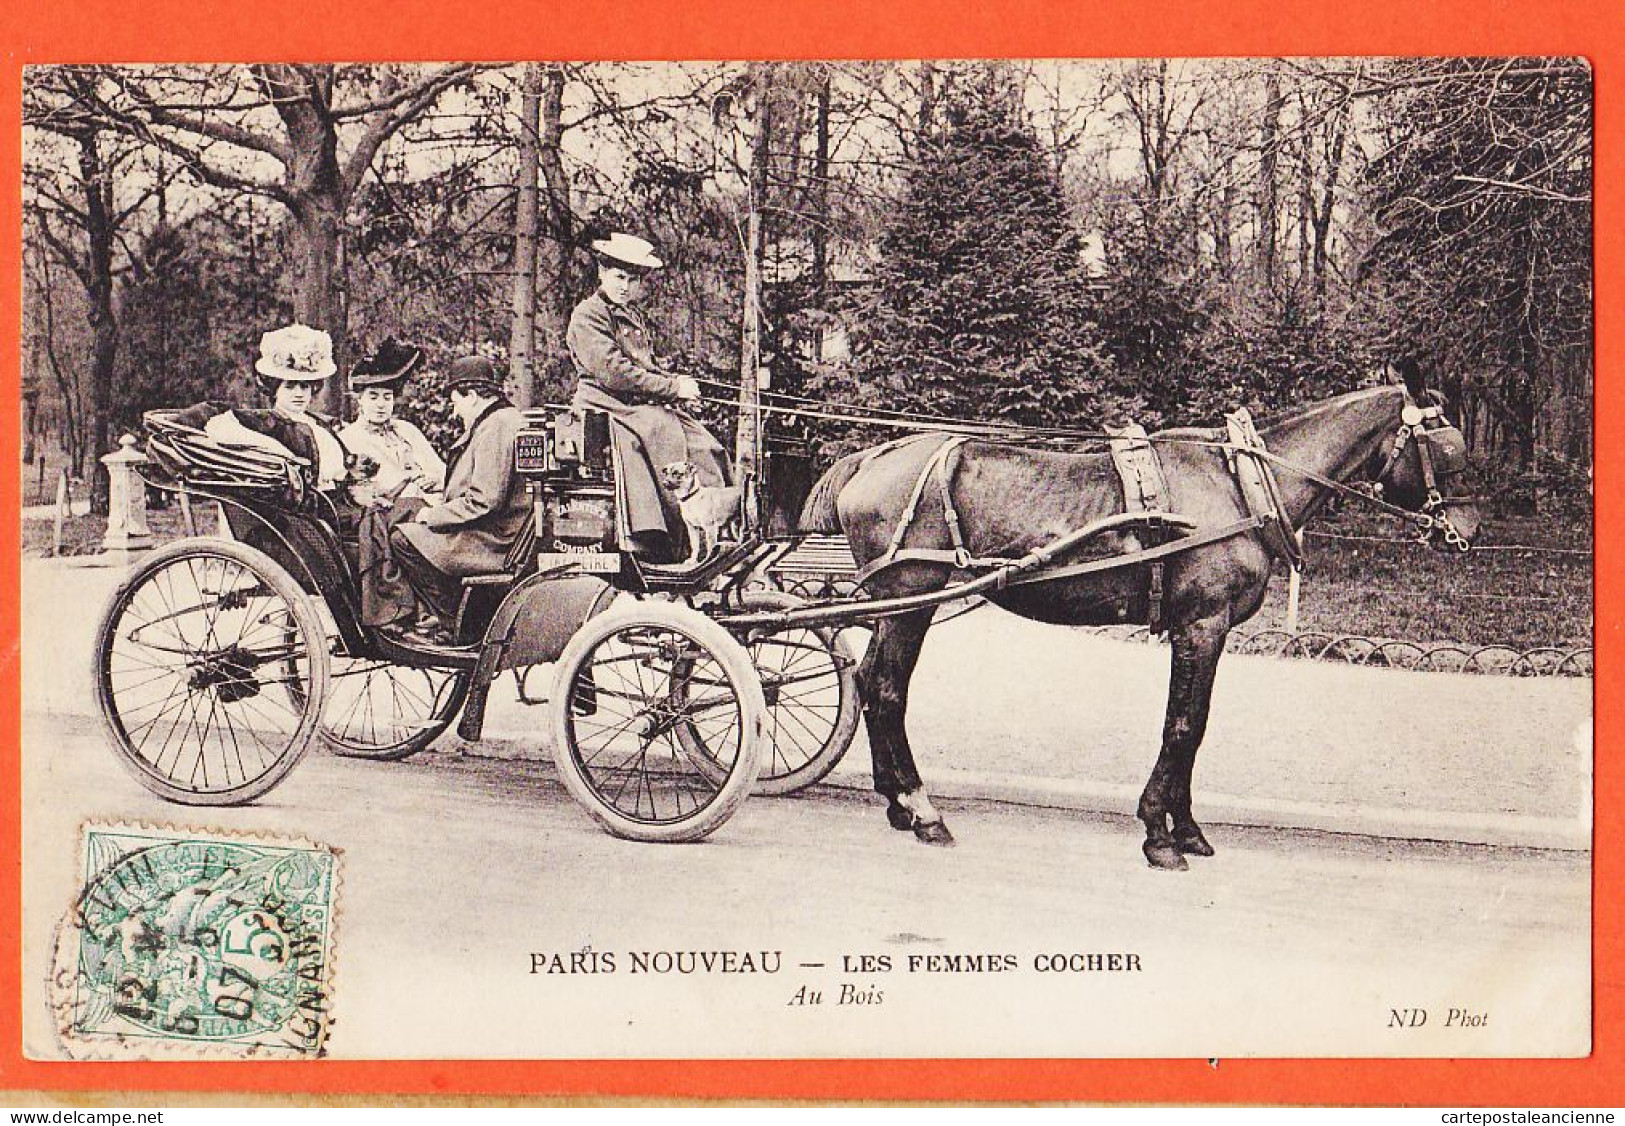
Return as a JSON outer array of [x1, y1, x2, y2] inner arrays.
[[797, 384, 1482, 870]]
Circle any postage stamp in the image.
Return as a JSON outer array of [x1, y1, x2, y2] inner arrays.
[[48, 824, 340, 1059]]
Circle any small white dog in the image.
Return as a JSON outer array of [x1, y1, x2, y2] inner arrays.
[[657, 461, 741, 564]]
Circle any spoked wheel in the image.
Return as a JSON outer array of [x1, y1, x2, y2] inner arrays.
[[680, 590, 861, 795], [550, 602, 766, 843], [292, 652, 470, 761], [92, 538, 329, 805]]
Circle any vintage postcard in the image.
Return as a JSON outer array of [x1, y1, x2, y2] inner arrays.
[[9, 48, 1598, 1088]]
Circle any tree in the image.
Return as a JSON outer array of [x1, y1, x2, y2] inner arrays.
[[509, 64, 543, 406], [1358, 57, 1592, 497], [23, 66, 160, 506], [856, 76, 1122, 429], [79, 63, 482, 407], [115, 213, 279, 435]]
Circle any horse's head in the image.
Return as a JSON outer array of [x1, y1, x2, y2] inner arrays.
[[1368, 391, 1482, 550]]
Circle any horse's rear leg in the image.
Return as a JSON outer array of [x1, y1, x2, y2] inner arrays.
[[1139, 615, 1228, 871], [861, 608, 953, 846]]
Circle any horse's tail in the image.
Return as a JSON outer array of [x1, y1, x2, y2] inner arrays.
[[798, 451, 867, 533]]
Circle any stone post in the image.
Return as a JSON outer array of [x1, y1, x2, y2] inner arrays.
[[101, 434, 153, 555]]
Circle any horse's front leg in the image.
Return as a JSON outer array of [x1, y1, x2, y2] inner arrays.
[[860, 608, 954, 846], [1138, 614, 1229, 871]]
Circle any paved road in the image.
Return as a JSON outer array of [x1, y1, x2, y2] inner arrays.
[[22, 709, 1590, 1060], [22, 558, 1592, 848]]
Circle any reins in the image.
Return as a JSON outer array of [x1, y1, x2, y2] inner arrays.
[[688, 379, 1473, 548]]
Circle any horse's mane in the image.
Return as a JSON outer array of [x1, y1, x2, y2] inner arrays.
[[1249, 385, 1401, 433]]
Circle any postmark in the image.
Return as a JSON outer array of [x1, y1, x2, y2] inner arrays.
[[49, 823, 340, 1059]]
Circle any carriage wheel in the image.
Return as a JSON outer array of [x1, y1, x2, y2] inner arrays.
[[92, 538, 329, 805], [678, 590, 861, 796], [549, 602, 766, 843], [291, 655, 470, 761]]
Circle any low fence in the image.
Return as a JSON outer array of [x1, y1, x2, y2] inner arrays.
[[1099, 624, 1592, 679]]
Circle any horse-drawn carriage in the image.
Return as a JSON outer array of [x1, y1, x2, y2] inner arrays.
[[94, 403, 862, 842], [93, 378, 1480, 862]]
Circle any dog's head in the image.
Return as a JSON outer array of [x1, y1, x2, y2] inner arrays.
[[658, 461, 700, 499]]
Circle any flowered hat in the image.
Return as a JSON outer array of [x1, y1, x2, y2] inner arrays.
[[350, 339, 425, 390], [590, 232, 664, 272], [255, 324, 337, 383]]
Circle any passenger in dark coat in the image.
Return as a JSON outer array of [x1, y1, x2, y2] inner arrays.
[[389, 357, 530, 636]]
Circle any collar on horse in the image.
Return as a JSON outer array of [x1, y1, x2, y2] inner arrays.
[[1224, 408, 1304, 571]]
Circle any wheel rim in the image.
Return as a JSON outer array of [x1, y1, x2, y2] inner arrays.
[[748, 626, 850, 781], [315, 660, 466, 755], [564, 622, 749, 826], [101, 552, 318, 796], [677, 625, 850, 784]]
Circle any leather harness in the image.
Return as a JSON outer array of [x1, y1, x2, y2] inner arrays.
[[845, 414, 1305, 634], [1223, 408, 1304, 572]]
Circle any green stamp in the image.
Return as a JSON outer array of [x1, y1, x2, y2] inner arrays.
[[55, 825, 338, 1057]]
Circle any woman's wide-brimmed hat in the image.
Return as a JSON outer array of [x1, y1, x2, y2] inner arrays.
[[254, 323, 337, 383], [590, 232, 664, 272], [350, 339, 425, 390], [445, 355, 505, 395]]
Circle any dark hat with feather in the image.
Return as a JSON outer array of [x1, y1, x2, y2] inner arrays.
[[349, 339, 425, 391]]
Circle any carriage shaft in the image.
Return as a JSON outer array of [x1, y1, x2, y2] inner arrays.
[[725, 512, 1220, 632]]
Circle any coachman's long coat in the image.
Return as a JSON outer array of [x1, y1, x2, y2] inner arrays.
[[567, 289, 730, 553]]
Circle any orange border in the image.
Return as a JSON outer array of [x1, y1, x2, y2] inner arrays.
[[0, 0, 1615, 1104]]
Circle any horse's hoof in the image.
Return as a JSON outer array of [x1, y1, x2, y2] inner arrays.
[[1143, 842, 1189, 871], [1175, 829, 1215, 857], [886, 802, 915, 832], [914, 820, 956, 847]]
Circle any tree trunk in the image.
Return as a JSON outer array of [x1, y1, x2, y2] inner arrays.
[[77, 128, 119, 514], [917, 61, 936, 144], [1257, 71, 1282, 291], [509, 64, 543, 407], [811, 70, 832, 304], [279, 78, 349, 413], [1213, 154, 1235, 279], [1310, 98, 1349, 300], [736, 65, 775, 509], [1297, 131, 1313, 291], [536, 65, 572, 399], [287, 193, 345, 410]]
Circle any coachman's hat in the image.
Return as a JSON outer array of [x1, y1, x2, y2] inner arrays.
[[445, 355, 505, 395], [350, 339, 425, 390], [590, 232, 664, 272], [254, 324, 337, 383]]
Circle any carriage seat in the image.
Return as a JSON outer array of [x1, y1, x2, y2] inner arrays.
[[143, 410, 311, 502], [518, 405, 694, 566]]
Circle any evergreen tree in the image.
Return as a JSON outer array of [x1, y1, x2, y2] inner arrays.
[[856, 89, 1124, 429]]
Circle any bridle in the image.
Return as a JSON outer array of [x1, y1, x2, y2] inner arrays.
[[1225, 396, 1476, 554], [1364, 400, 1474, 552]]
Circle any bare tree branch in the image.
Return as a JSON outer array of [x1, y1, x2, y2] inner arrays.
[[341, 64, 483, 196]]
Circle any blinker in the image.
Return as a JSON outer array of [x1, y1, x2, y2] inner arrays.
[[1401, 404, 1426, 426], [1425, 425, 1469, 477]]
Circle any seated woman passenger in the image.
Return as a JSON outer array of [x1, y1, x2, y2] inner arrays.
[[176, 325, 422, 629], [182, 323, 353, 491], [338, 340, 447, 629], [338, 339, 446, 502], [567, 232, 732, 560]]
